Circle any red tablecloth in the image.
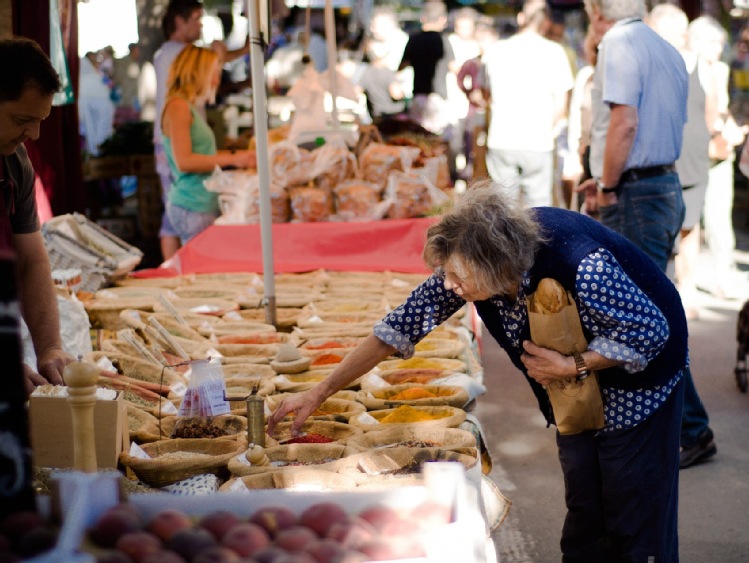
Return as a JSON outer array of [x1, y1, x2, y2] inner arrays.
[[136, 217, 439, 276]]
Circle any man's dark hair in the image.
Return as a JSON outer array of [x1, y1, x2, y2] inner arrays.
[[0, 37, 61, 102], [162, 0, 203, 40]]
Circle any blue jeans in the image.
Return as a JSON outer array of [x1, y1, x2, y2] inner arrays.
[[598, 173, 685, 272], [557, 378, 683, 563], [598, 173, 707, 446], [165, 202, 218, 245]]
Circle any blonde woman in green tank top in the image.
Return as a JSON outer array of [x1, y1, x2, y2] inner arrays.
[[161, 44, 255, 243]]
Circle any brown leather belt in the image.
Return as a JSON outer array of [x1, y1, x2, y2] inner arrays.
[[620, 164, 676, 184]]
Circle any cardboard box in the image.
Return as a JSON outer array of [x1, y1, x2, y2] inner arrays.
[[29, 391, 129, 469]]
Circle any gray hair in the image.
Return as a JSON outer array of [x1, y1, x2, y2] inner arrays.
[[584, 0, 646, 23], [688, 16, 727, 54], [647, 3, 687, 49], [423, 180, 544, 295]]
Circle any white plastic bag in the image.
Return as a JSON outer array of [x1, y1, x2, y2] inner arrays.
[[177, 358, 230, 418]]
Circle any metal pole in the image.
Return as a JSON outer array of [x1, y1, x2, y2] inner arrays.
[[324, 0, 340, 130], [247, 0, 277, 327]]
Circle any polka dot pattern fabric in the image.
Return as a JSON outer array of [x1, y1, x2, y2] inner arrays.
[[374, 249, 684, 432]]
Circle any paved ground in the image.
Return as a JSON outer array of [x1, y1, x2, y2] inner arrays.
[[474, 191, 749, 562]]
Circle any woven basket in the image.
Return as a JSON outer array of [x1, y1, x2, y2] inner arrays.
[[373, 368, 459, 387], [413, 338, 465, 359], [119, 437, 245, 487], [42, 212, 143, 292], [348, 405, 466, 432], [137, 414, 247, 443], [377, 358, 466, 373], [171, 288, 242, 301], [198, 322, 277, 338], [220, 468, 358, 492], [222, 363, 277, 379], [327, 447, 478, 485], [222, 308, 301, 329], [126, 403, 161, 443], [238, 293, 317, 309], [115, 276, 183, 289], [303, 300, 388, 314], [120, 310, 219, 338], [297, 312, 383, 327], [269, 420, 363, 446], [358, 384, 469, 410], [267, 395, 366, 423], [86, 351, 186, 388], [227, 443, 348, 477], [271, 371, 332, 393], [343, 427, 477, 455], [85, 299, 155, 330], [301, 336, 364, 351], [214, 343, 280, 358], [215, 332, 290, 345], [153, 298, 240, 317], [293, 324, 377, 338]]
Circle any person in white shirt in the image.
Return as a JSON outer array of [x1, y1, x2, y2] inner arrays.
[[483, 0, 573, 207]]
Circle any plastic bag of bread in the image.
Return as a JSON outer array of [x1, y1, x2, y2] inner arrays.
[[527, 278, 605, 435], [268, 140, 302, 179], [241, 176, 290, 224], [289, 184, 332, 222], [333, 180, 383, 221], [313, 141, 358, 191], [384, 170, 450, 219], [358, 143, 421, 193]]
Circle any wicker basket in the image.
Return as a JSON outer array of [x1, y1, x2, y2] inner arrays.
[[343, 427, 477, 455], [227, 443, 348, 477], [220, 468, 358, 492], [348, 405, 466, 432], [42, 212, 143, 292], [137, 414, 248, 443], [119, 437, 245, 487], [267, 395, 366, 423], [269, 420, 363, 445], [358, 384, 470, 410], [377, 358, 466, 373]]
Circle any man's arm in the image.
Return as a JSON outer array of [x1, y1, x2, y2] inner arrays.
[[576, 103, 638, 213], [601, 103, 637, 187], [13, 230, 70, 386]]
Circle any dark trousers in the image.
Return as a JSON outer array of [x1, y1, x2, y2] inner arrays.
[[557, 378, 684, 563]]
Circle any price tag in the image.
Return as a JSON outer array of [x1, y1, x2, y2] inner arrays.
[[235, 453, 252, 467], [129, 442, 151, 459], [227, 478, 250, 494], [170, 382, 187, 397], [95, 356, 117, 373], [161, 401, 179, 415], [358, 412, 379, 424]]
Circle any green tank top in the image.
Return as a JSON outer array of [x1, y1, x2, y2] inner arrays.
[[162, 101, 219, 213]]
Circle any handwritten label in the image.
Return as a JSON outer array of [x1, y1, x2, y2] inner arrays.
[[129, 442, 151, 459]]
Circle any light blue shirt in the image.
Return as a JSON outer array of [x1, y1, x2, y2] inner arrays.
[[590, 18, 688, 178]]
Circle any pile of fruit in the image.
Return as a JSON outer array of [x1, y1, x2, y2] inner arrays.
[[87, 500, 451, 562]]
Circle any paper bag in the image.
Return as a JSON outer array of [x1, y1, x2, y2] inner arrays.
[[527, 291, 605, 435]]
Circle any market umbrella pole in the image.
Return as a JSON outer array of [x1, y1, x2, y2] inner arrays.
[[324, 0, 340, 130], [248, 0, 277, 326]]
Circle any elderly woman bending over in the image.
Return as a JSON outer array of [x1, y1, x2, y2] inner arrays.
[[268, 181, 688, 562]]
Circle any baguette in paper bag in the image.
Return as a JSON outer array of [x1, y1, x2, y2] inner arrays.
[[528, 278, 605, 435]]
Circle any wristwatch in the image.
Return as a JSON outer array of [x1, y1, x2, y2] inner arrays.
[[595, 178, 618, 194], [572, 352, 590, 381]]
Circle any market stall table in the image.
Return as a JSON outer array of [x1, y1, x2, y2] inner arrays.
[[142, 217, 439, 276]]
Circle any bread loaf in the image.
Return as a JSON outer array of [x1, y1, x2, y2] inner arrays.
[[533, 278, 568, 314]]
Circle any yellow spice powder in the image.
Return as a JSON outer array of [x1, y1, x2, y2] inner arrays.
[[389, 388, 438, 401], [378, 405, 447, 423], [394, 358, 445, 370]]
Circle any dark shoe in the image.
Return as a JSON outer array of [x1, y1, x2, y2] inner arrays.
[[680, 428, 717, 469]]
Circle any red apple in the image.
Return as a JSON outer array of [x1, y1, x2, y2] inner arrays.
[[146, 508, 193, 542]]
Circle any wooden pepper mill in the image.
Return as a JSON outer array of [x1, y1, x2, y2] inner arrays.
[[63, 360, 100, 472]]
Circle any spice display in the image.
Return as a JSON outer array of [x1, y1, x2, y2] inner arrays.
[[305, 341, 346, 350], [311, 353, 344, 366], [388, 388, 439, 401], [382, 369, 447, 385], [378, 405, 449, 424], [392, 358, 447, 370], [155, 451, 213, 462], [170, 417, 228, 439], [270, 458, 337, 467], [284, 433, 333, 444]]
